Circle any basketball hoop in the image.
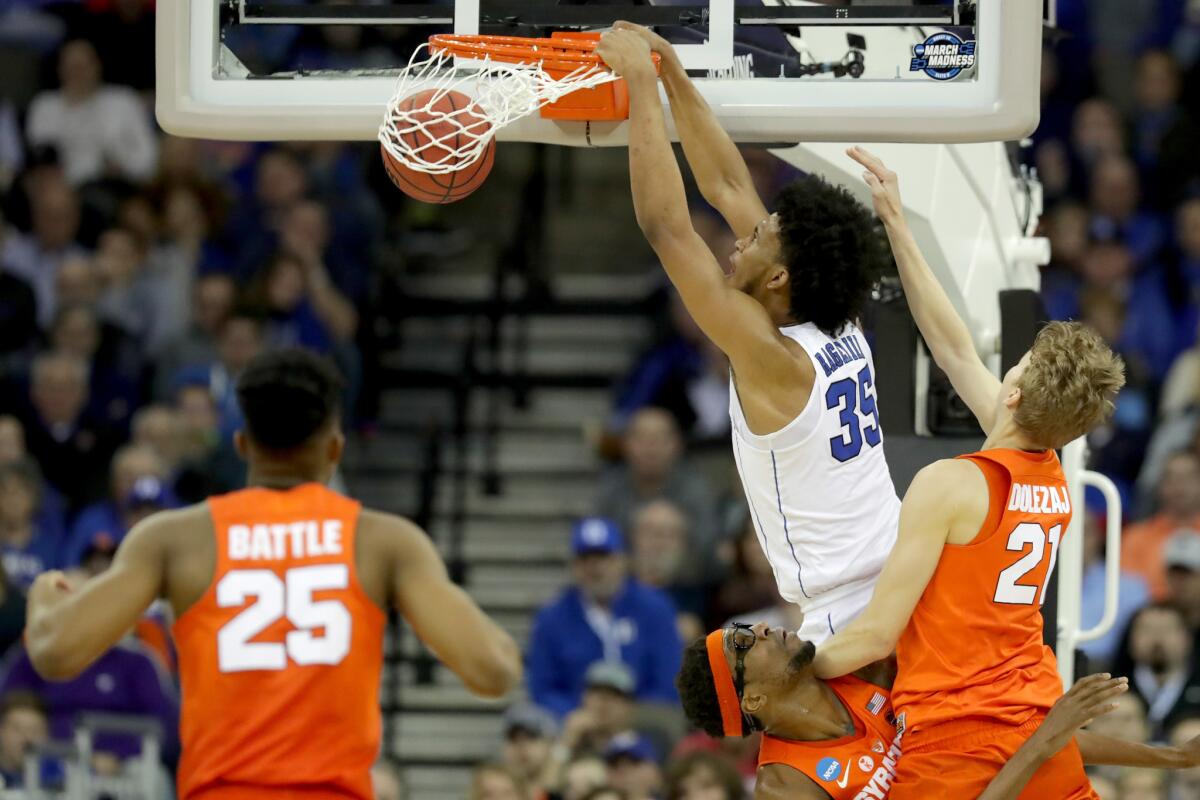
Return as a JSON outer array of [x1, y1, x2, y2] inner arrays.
[[379, 33, 659, 175]]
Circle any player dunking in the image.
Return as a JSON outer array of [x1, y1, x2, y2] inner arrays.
[[597, 26, 899, 644], [24, 349, 523, 798], [810, 151, 1126, 798]]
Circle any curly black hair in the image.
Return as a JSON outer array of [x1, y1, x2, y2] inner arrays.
[[775, 175, 890, 336], [676, 637, 726, 738], [236, 348, 344, 452]]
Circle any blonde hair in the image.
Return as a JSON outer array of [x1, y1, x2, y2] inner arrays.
[[1013, 321, 1125, 450]]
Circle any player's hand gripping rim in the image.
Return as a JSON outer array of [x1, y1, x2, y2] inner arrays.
[[1030, 673, 1128, 756]]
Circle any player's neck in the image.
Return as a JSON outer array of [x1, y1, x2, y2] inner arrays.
[[246, 464, 330, 491], [981, 415, 1045, 453], [766, 678, 855, 742]]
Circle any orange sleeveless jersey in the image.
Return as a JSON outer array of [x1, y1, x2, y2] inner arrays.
[[893, 448, 1070, 737], [758, 676, 901, 800], [173, 484, 386, 800]]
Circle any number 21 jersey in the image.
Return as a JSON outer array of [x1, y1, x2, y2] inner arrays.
[[173, 484, 385, 799], [893, 448, 1071, 736]]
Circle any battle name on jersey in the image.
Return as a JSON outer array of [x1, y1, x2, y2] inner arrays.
[[1006, 483, 1071, 516], [227, 520, 344, 560], [814, 334, 868, 378]]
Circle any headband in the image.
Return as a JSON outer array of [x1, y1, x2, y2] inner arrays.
[[705, 629, 745, 738]]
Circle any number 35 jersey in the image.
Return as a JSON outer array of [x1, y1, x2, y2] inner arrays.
[[893, 448, 1071, 737], [729, 322, 901, 610], [173, 484, 385, 800]]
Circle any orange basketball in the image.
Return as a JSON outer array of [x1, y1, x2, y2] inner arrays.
[[381, 89, 495, 204]]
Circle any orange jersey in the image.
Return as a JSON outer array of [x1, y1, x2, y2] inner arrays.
[[893, 448, 1070, 737], [173, 484, 386, 800], [758, 676, 901, 800]]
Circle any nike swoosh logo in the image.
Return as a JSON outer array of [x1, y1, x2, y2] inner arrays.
[[836, 761, 853, 789]]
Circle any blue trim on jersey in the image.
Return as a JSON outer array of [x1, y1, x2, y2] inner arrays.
[[771, 450, 809, 598], [827, 613, 835, 636], [733, 435, 777, 584]]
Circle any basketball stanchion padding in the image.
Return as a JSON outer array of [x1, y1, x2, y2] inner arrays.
[[378, 32, 659, 202]]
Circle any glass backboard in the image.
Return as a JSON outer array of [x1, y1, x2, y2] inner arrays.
[[157, 1, 1044, 144]]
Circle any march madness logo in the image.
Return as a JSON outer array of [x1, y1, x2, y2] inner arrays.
[[910, 32, 977, 80]]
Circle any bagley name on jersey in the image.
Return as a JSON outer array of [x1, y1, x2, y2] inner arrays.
[[227, 520, 345, 560], [1006, 483, 1071, 516]]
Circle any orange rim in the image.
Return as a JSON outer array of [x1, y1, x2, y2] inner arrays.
[[429, 33, 659, 73]]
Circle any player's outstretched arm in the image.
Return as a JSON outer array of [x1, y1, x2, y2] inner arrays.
[[613, 21, 768, 238], [380, 514, 522, 698], [596, 30, 786, 368], [812, 459, 981, 679], [976, 674, 1127, 800], [26, 511, 169, 680], [848, 146, 1003, 433], [1076, 724, 1200, 769]]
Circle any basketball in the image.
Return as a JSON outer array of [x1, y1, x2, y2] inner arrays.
[[380, 89, 495, 204]]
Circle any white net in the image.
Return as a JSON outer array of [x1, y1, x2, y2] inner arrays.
[[379, 42, 618, 175]]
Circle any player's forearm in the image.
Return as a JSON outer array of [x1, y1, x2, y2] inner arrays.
[[658, 51, 756, 208], [628, 69, 693, 238], [813, 626, 892, 680], [1075, 731, 1189, 769], [883, 217, 978, 366], [27, 599, 115, 680]]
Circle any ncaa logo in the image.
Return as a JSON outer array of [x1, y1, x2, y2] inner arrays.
[[816, 757, 842, 782], [858, 755, 875, 773], [910, 32, 977, 80]]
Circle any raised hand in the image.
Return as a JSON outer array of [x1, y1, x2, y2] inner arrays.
[[596, 28, 656, 80], [847, 146, 903, 227], [613, 21, 674, 57]]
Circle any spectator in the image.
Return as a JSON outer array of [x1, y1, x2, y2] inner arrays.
[[1087, 691, 1151, 744], [49, 303, 142, 431], [0, 692, 49, 789], [0, 178, 86, 327], [470, 763, 528, 800], [603, 734, 662, 800], [1125, 450, 1200, 598], [1079, 512, 1151, 666], [562, 757, 609, 800], [63, 444, 169, 567], [1132, 50, 1186, 176], [130, 405, 185, 477], [1119, 767, 1166, 799], [0, 211, 37, 356], [501, 704, 557, 796], [710, 521, 786, 630], [662, 752, 744, 800], [53, 255, 101, 310], [0, 419, 23, 467], [540, 663, 640, 795], [1170, 717, 1200, 800], [1167, 531, 1200, 629], [1114, 603, 1200, 737], [170, 383, 243, 503], [247, 251, 357, 352], [526, 518, 681, 717], [88, 0, 157, 93], [94, 226, 155, 340], [371, 759, 404, 800], [25, 38, 157, 186], [595, 408, 720, 584], [17, 351, 118, 508], [171, 309, 266, 439], [629, 499, 701, 621], [0, 637, 179, 770], [1089, 156, 1167, 267], [0, 462, 62, 590], [153, 272, 237, 402]]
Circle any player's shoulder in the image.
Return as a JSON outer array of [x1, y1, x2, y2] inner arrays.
[[355, 507, 431, 557], [908, 458, 990, 510], [128, 503, 213, 545]]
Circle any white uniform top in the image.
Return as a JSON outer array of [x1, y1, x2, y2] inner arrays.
[[730, 322, 901, 610]]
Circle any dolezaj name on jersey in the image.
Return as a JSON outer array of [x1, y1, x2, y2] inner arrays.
[[910, 32, 977, 81]]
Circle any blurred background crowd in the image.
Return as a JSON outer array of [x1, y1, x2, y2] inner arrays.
[[1, 0, 1200, 799]]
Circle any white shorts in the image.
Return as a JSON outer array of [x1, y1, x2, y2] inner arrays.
[[796, 573, 879, 646]]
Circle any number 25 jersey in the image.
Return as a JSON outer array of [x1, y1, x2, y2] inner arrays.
[[893, 448, 1071, 736], [173, 484, 385, 799]]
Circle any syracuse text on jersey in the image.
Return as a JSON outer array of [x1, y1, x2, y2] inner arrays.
[[854, 728, 903, 800]]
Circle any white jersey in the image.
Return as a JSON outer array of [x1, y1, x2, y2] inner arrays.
[[730, 322, 901, 613]]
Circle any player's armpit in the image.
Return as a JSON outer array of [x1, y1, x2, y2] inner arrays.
[[383, 516, 522, 698], [754, 764, 829, 800], [813, 460, 969, 679], [26, 512, 169, 680]]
